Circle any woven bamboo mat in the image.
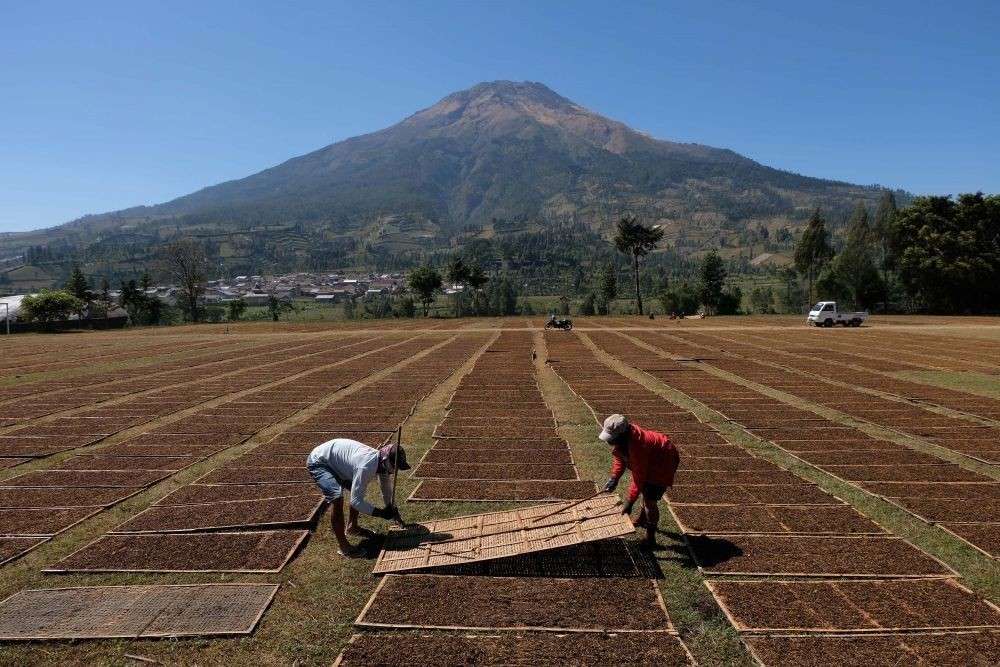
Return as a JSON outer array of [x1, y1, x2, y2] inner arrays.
[[373, 494, 633, 573], [0, 583, 278, 640]]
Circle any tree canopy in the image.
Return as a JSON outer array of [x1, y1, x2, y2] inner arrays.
[[793, 208, 834, 303], [119, 280, 165, 326], [889, 193, 1000, 313], [817, 201, 884, 310], [20, 290, 84, 323], [227, 298, 247, 322], [267, 294, 295, 321], [160, 239, 208, 322], [697, 251, 727, 314], [408, 265, 443, 316], [445, 257, 470, 285], [466, 264, 488, 291], [65, 265, 92, 303]]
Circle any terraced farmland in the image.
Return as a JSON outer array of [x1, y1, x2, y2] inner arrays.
[[0, 317, 998, 665]]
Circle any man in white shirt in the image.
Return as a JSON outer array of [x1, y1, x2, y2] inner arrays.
[[306, 438, 409, 557]]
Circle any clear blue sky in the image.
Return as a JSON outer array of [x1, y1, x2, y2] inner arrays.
[[3, 0, 998, 232]]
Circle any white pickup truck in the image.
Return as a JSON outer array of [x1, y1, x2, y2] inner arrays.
[[807, 301, 868, 327]]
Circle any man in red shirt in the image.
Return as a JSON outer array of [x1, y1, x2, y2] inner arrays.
[[600, 414, 680, 548]]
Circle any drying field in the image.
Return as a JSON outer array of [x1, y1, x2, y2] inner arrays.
[[0, 316, 998, 665]]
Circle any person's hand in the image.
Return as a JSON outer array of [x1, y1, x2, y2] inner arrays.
[[603, 477, 619, 493]]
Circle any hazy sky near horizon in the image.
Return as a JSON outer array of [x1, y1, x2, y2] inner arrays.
[[2, 0, 998, 232]]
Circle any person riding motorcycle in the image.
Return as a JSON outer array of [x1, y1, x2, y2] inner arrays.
[[545, 313, 573, 330]]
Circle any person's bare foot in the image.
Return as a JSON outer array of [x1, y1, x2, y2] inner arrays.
[[347, 526, 376, 538]]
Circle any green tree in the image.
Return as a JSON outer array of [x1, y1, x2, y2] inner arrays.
[[594, 293, 609, 316], [756, 223, 770, 245], [889, 193, 1000, 313], [204, 304, 226, 323], [98, 277, 112, 318], [145, 296, 165, 325], [227, 298, 247, 321], [393, 295, 416, 318], [65, 265, 91, 302], [827, 202, 884, 310], [814, 265, 851, 305], [445, 257, 472, 316], [871, 191, 898, 311], [343, 297, 357, 320], [266, 294, 294, 321], [466, 263, 489, 315], [445, 257, 470, 285], [793, 208, 834, 304], [501, 278, 520, 315], [363, 294, 393, 319], [558, 295, 571, 316], [408, 265, 443, 316], [845, 201, 871, 247], [599, 262, 618, 312], [484, 275, 519, 315], [579, 292, 596, 316], [613, 214, 664, 315], [658, 281, 699, 316], [717, 285, 743, 315], [697, 251, 727, 314], [750, 286, 775, 314], [119, 280, 141, 321], [872, 192, 897, 257], [20, 290, 83, 324], [161, 239, 208, 322], [779, 267, 807, 314], [64, 264, 91, 318], [119, 279, 164, 326]]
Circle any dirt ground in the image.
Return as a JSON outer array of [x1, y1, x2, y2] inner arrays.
[[0, 315, 998, 665]]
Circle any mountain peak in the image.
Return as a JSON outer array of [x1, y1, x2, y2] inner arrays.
[[4, 79, 887, 256], [455, 80, 573, 105], [411, 80, 579, 120], [407, 80, 632, 153]]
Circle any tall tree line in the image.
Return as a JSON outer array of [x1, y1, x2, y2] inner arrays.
[[793, 192, 999, 313]]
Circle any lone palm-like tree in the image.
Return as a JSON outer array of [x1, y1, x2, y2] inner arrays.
[[613, 214, 664, 316]]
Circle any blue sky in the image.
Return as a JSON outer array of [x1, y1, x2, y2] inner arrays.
[[2, 0, 998, 232]]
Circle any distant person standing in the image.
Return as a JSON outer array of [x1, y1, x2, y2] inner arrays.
[[306, 438, 409, 557], [599, 414, 680, 548]]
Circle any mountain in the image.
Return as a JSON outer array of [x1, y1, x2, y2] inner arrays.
[[0, 81, 900, 284]]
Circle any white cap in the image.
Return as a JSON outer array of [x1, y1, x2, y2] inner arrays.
[[598, 414, 629, 442]]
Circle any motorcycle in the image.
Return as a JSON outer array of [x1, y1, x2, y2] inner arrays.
[[545, 318, 573, 330]]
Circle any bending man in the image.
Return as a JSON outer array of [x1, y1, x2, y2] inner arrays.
[[600, 414, 680, 548], [306, 438, 409, 557]]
